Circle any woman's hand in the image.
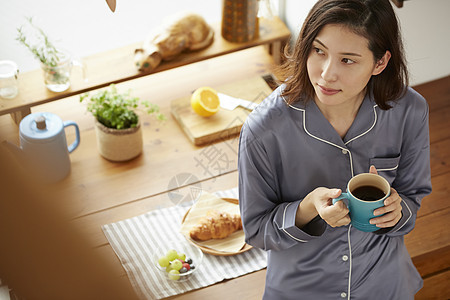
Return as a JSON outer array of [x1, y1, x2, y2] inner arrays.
[[314, 188, 352, 227], [369, 187, 402, 228], [368, 165, 403, 228], [296, 187, 351, 228]]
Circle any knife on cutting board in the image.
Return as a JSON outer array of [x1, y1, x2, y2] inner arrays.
[[218, 93, 259, 111]]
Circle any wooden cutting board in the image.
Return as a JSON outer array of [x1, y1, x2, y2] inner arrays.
[[171, 75, 274, 146]]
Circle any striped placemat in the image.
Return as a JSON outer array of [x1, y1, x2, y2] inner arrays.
[[102, 188, 267, 300]]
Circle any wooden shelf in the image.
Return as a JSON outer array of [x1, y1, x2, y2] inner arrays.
[[0, 17, 290, 122]]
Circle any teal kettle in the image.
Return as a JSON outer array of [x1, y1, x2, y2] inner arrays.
[[16, 112, 80, 182]]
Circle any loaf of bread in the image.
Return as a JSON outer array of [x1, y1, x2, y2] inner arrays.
[[134, 12, 214, 72], [189, 210, 242, 241]]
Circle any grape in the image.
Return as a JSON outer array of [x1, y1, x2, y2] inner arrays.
[[165, 264, 173, 273], [178, 253, 186, 261], [158, 256, 170, 268], [171, 260, 183, 271], [166, 249, 178, 261], [182, 263, 190, 271], [185, 258, 193, 264], [168, 269, 180, 281], [179, 267, 188, 273]]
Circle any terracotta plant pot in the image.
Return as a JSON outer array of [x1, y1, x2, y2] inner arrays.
[[94, 120, 143, 162]]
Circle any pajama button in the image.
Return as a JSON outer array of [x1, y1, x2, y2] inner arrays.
[[341, 149, 348, 155], [341, 292, 347, 298], [342, 255, 349, 261]]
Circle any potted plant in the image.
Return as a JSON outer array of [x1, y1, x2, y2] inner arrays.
[[16, 17, 76, 92], [80, 84, 165, 162]]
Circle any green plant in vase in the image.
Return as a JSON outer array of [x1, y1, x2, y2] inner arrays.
[[80, 84, 165, 161], [16, 17, 71, 92]]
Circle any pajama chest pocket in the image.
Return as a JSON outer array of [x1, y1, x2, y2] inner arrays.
[[369, 155, 401, 185]]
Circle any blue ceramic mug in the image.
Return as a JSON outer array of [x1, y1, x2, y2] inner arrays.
[[333, 173, 391, 232]]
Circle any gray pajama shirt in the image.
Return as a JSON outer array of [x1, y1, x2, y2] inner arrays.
[[238, 85, 432, 299]]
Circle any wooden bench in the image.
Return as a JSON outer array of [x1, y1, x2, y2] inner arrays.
[[404, 75, 450, 299], [0, 17, 290, 124]]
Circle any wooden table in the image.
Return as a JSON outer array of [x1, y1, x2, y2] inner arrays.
[[0, 46, 273, 299]]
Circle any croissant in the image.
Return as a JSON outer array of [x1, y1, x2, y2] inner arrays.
[[189, 210, 242, 241]]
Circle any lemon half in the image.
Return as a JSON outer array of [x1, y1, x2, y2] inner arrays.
[[191, 87, 220, 117]]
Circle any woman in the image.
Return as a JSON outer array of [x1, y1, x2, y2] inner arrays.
[[238, 0, 432, 299]]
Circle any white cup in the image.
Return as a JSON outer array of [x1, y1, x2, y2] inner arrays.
[[0, 60, 19, 99]]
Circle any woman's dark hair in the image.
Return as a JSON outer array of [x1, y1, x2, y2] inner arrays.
[[278, 0, 408, 110]]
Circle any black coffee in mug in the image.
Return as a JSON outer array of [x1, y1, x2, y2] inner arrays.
[[352, 185, 386, 201]]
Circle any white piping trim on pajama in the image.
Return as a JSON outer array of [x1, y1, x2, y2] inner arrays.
[[283, 98, 379, 178], [392, 198, 412, 233], [347, 225, 352, 300], [282, 202, 308, 242], [377, 164, 399, 172], [282, 99, 355, 176], [345, 105, 378, 145]]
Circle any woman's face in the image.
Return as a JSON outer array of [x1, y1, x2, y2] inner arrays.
[[307, 24, 385, 108]]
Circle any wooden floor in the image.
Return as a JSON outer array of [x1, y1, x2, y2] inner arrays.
[[408, 75, 450, 299]]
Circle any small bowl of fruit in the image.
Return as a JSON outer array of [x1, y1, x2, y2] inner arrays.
[[152, 240, 203, 282]]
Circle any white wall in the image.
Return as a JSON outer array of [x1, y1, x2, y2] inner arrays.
[[281, 0, 317, 40], [281, 0, 450, 86], [394, 0, 450, 85]]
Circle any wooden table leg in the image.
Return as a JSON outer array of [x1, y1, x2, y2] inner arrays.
[[266, 40, 288, 65], [10, 108, 31, 125], [270, 41, 282, 65]]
